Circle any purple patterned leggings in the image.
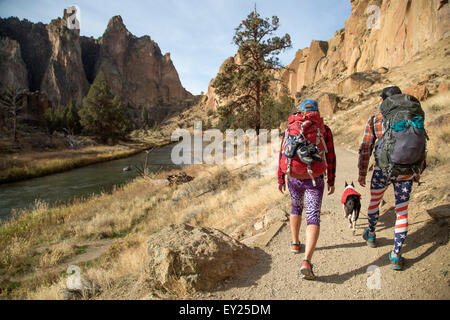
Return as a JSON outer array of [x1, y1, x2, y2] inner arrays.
[[287, 176, 325, 226]]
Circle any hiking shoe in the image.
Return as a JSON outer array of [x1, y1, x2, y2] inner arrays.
[[389, 252, 404, 271], [300, 260, 316, 280], [362, 228, 377, 248], [290, 242, 301, 254]]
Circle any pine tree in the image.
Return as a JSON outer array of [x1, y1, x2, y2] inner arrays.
[[212, 9, 291, 134], [79, 71, 131, 143]]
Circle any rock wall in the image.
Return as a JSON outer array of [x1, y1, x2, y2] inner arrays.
[[203, 0, 450, 110], [40, 17, 89, 108], [284, 0, 450, 97], [96, 16, 191, 110], [0, 37, 28, 91], [0, 12, 192, 124]]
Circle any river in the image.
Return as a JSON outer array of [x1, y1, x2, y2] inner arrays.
[[0, 143, 184, 222]]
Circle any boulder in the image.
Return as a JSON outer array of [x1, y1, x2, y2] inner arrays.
[[147, 224, 258, 295], [317, 93, 339, 117], [167, 171, 194, 186], [336, 72, 380, 96], [263, 207, 289, 227], [437, 83, 449, 93], [403, 85, 429, 101]]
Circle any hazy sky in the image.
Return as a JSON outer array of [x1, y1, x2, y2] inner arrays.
[[0, 0, 351, 95]]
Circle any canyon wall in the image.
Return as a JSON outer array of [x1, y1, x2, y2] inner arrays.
[[203, 0, 450, 110]]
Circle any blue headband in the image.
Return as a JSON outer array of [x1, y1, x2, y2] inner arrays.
[[299, 99, 319, 111]]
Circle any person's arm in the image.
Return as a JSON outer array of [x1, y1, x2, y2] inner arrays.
[[358, 116, 376, 185], [324, 126, 336, 187]]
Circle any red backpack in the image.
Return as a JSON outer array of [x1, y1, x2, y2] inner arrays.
[[279, 111, 327, 184]]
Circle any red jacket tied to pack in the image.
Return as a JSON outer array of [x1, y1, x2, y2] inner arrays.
[[279, 111, 327, 179]]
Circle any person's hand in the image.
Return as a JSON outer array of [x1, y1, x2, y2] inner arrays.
[[358, 175, 366, 187], [278, 183, 286, 194], [327, 184, 335, 195]]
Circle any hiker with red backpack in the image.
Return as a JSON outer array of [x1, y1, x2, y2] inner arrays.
[[277, 99, 336, 280], [358, 85, 428, 270]]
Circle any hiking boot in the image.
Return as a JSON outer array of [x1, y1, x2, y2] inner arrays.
[[363, 228, 377, 248], [300, 260, 316, 280], [389, 252, 404, 270], [290, 242, 301, 254]]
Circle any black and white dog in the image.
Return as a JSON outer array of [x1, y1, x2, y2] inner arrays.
[[341, 182, 362, 235]]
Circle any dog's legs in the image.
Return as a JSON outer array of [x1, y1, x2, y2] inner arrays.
[[351, 212, 356, 235]]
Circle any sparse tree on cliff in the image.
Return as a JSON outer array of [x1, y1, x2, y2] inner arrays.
[[212, 9, 292, 134], [0, 85, 27, 143], [79, 71, 132, 143]]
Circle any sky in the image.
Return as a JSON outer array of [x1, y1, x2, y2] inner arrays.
[[0, 0, 351, 95]]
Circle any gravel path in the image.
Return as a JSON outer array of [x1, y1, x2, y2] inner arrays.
[[202, 148, 450, 300]]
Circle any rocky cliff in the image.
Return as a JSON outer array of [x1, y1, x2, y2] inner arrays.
[[202, 0, 449, 111], [94, 16, 191, 113], [0, 12, 192, 124]]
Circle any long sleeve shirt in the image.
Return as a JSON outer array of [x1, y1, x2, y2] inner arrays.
[[278, 125, 336, 186], [358, 113, 383, 178]]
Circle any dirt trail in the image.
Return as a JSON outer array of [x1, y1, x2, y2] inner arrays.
[[199, 147, 450, 300], [10, 240, 114, 283]]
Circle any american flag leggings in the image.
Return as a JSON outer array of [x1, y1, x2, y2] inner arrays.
[[367, 168, 413, 254]]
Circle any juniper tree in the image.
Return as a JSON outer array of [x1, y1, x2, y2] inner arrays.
[[212, 9, 292, 134], [79, 71, 132, 143]]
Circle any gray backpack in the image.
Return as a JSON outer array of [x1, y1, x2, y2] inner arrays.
[[374, 94, 428, 180]]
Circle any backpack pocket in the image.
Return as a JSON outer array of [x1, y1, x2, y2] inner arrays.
[[282, 135, 302, 158], [391, 126, 426, 164]]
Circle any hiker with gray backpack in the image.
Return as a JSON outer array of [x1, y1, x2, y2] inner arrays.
[[358, 85, 428, 270]]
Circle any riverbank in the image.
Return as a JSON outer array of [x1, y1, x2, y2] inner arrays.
[[0, 135, 174, 185], [0, 159, 279, 298]]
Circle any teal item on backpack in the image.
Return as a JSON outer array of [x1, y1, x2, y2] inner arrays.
[[391, 116, 425, 132]]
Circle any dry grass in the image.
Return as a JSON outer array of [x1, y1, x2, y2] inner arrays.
[[38, 241, 73, 269], [0, 148, 285, 299], [0, 143, 150, 184], [2, 94, 447, 300], [421, 91, 450, 167]]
